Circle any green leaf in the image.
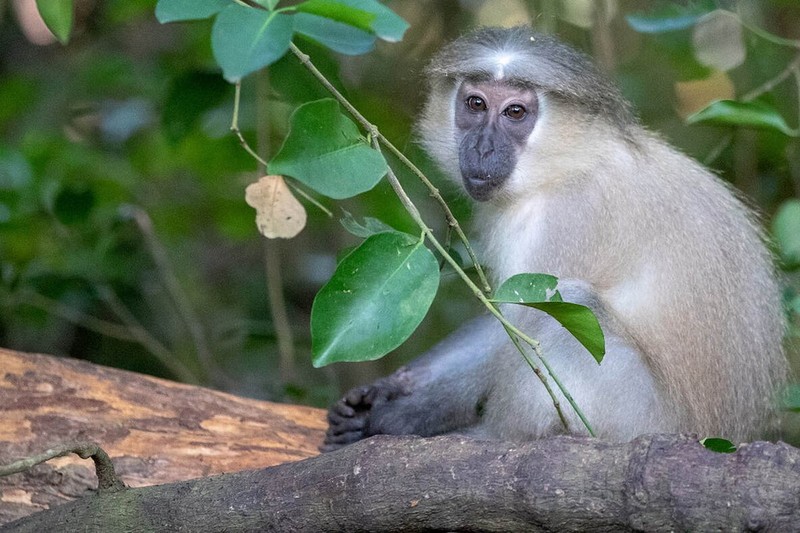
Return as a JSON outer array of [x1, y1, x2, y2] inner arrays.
[[626, 1, 715, 33], [268, 99, 387, 199], [155, 0, 229, 23], [335, 0, 408, 41], [493, 274, 605, 363], [293, 13, 376, 55], [35, 0, 73, 44], [311, 231, 440, 367], [493, 273, 563, 303], [340, 211, 395, 238], [700, 437, 736, 453], [772, 199, 800, 268], [211, 6, 293, 82], [295, 0, 376, 32], [687, 99, 798, 136]]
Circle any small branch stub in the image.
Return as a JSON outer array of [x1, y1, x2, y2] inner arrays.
[[0, 441, 125, 493]]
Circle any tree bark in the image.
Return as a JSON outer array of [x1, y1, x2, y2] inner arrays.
[[3, 348, 799, 531], [0, 348, 326, 525], [4, 433, 799, 532]]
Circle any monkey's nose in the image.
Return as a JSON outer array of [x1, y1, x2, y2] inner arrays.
[[476, 139, 495, 158]]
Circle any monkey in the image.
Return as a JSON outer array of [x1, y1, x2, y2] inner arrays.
[[322, 26, 789, 451]]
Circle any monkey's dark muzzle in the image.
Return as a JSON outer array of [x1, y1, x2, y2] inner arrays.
[[459, 129, 515, 201], [461, 173, 506, 201]]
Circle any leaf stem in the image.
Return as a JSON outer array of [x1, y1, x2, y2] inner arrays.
[[285, 180, 333, 217], [232, 81, 332, 215], [231, 82, 269, 168]]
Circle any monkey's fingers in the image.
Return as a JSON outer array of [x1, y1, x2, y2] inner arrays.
[[326, 411, 367, 435], [321, 428, 366, 451], [328, 400, 356, 418], [344, 385, 374, 408]]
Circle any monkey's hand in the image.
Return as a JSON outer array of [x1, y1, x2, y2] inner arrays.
[[320, 367, 414, 452]]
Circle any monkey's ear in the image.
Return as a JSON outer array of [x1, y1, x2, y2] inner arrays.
[[492, 274, 606, 363]]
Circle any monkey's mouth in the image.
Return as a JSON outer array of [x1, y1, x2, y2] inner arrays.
[[458, 134, 514, 202], [462, 173, 508, 201]]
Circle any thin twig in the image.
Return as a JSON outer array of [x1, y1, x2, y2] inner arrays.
[[733, 9, 800, 50], [741, 53, 800, 102], [18, 290, 139, 342], [232, 82, 269, 168], [0, 441, 125, 492], [703, 133, 733, 166], [96, 284, 199, 384], [289, 42, 492, 295], [503, 324, 570, 431], [255, 69, 297, 383], [130, 207, 215, 373]]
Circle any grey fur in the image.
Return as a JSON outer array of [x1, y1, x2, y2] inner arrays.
[[322, 27, 788, 451]]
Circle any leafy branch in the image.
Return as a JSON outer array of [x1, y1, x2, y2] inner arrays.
[[155, 0, 607, 435], [288, 43, 491, 294]]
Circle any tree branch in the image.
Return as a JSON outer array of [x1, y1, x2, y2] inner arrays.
[[5, 433, 799, 532]]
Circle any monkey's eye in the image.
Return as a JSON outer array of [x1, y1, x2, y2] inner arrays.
[[503, 104, 527, 120], [466, 95, 486, 112]]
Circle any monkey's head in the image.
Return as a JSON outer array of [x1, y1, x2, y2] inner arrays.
[[418, 27, 636, 203]]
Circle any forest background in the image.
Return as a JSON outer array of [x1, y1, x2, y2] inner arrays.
[[1, 0, 799, 440]]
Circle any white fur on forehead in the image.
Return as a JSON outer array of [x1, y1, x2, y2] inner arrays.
[[425, 26, 635, 129], [491, 51, 521, 80]]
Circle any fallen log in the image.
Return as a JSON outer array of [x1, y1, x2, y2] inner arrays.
[[0, 348, 326, 525]]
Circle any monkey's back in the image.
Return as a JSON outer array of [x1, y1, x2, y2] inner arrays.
[[619, 138, 787, 441]]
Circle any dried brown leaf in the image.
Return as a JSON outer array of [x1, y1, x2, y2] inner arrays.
[[245, 175, 307, 239]]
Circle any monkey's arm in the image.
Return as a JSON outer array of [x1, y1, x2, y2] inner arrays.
[[321, 315, 500, 452]]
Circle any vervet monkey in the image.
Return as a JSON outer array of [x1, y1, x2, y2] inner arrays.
[[322, 27, 788, 451]]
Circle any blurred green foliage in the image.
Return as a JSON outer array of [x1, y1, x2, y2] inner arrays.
[[1, 1, 800, 432]]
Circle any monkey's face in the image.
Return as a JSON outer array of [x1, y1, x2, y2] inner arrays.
[[454, 80, 538, 201]]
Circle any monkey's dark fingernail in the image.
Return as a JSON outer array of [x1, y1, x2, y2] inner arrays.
[[327, 417, 366, 435], [345, 387, 370, 406], [324, 431, 364, 445], [330, 403, 356, 418]]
